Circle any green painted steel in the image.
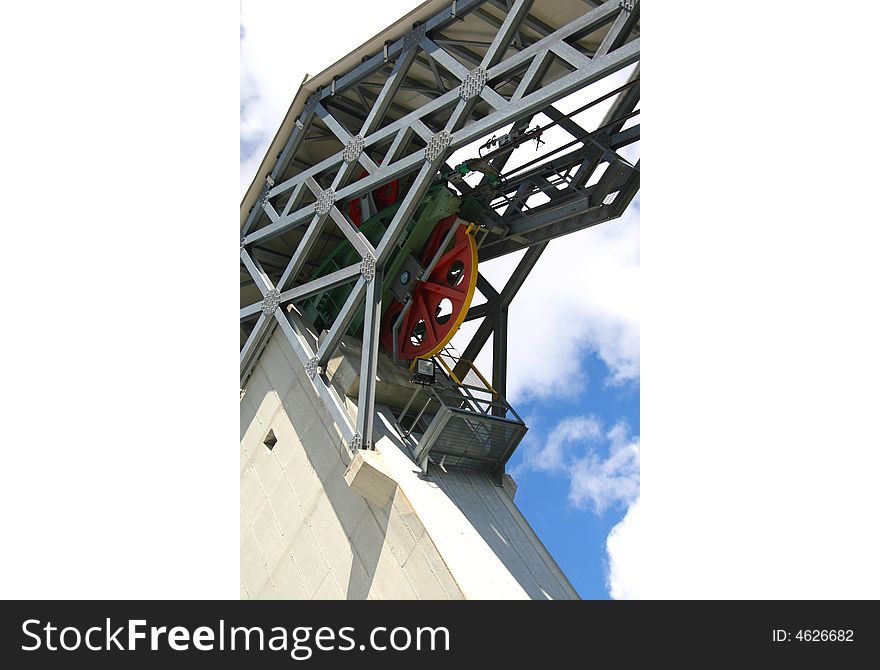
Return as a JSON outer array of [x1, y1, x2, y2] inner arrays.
[[301, 184, 461, 336]]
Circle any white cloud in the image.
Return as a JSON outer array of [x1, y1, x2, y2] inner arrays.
[[464, 192, 639, 404], [522, 416, 602, 472], [568, 422, 639, 513], [514, 415, 639, 516], [605, 497, 643, 599]]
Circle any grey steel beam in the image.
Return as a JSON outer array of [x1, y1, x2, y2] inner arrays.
[[457, 240, 547, 379], [601, 63, 640, 135], [316, 277, 367, 367], [492, 305, 509, 415], [423, 50, 448, 90], [357, 77, 440, 102], [476, 273, 500, 301], [239, 249, 273, 296], [244, 198, 322, 247], [459, 40, 639, 151], [361, 41, 419, 136], [499, 241, 548, 305], [481, 0, 534, 68], [272, 309, 356, 445], [328, 207, 375, 259], [464, 301, 491, 322], [511, 48, 551, 101], [269, 102, 318, 185], [274, 212, 330, 290], [480, 163, 638, 260], [571, 143, 605, 189], [453, 314, 495, 380], [278, 262, 361, 305], [240, 302, 262, 323], [487, 1, 618, 79], [263, 35, 636, 236], [500, 179, 534, 222], [356, 267, 384, 449], [305, 0, 488, 106], [330, 151, 424, 213], [421, 37, 470, 80], [411, 119, 434, 142], [595, 0, 639, 58], [501, 182, 616, 234], [251, 245, 292, 271], [610, 124, 639, 149], [316, 104, 377, 175], [240, 313, 274, 382], [254, 1, 626, 236], [242, 104, 317, 236], [550, 40, 592, 69], [381, 126, 414, 168], [261, 200, 281, 224], [543, 104, 592, 141], [280, 181, 306, 217], [434, 41, 483, 68], [486, 0, 553, 39]]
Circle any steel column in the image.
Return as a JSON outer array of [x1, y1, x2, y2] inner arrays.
[[492, 305, 509, 416], [356, 267, 384, 449]]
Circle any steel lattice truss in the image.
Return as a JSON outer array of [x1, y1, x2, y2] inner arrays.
[[240, 0, 640, 451]]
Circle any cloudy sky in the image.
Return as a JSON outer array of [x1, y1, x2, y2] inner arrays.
[[241, 0, 640, 599]]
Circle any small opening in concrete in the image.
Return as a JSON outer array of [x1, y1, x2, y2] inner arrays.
[[262, 429, 277, 451]]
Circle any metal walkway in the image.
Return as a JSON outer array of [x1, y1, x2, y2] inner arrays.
[[395, 348, 527, 478]]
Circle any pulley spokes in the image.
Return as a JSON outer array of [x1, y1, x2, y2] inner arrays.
[[381, 216, 478, 361]]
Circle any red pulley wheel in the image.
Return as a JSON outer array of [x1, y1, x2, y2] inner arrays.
[[380, 215, 478, 361]]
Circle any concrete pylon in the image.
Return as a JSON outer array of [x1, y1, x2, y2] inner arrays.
[[240, 328, 579, 600]]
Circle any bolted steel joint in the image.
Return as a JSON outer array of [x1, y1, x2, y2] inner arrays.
[[305, 356, 320, 379], [402, 24, 426, 53], [349, 432, 363, 450], [315, 188, 336, 215], [425, 130, 452, 162], [342, 134, 365, 163], [240, 236, 246, 250], [303, 93, 319, 116], [360, 254, 376, 282], [259, 175, 275, 208], [459, 66, 488, 101], [261, 289, 281, 316]]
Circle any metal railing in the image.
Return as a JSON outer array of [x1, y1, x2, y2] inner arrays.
[[393, 345, 527, 472]]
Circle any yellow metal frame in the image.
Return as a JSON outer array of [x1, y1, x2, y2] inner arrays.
[[433, 352, 499, 400]]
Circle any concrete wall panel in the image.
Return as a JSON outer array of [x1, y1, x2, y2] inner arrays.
[[241, 329, 577, 600]]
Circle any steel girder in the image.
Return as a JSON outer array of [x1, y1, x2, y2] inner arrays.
[[240, 0, 640, 452]]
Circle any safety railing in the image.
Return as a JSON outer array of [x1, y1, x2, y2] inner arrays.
[[392, 345, 527, 473]]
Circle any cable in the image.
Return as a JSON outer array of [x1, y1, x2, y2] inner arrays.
[[441, 76, 640, 182]]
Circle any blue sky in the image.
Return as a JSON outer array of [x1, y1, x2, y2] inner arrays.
[[241, 0, 640, 599], [507, 316, 640, 599]]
